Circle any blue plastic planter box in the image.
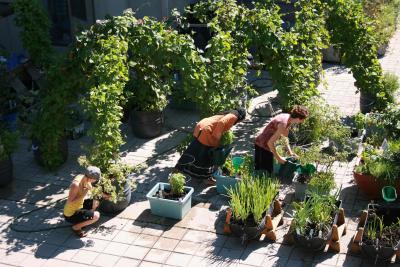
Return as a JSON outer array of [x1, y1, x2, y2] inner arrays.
[[213, 169, 240, 194], [146, 182, 194, 220]]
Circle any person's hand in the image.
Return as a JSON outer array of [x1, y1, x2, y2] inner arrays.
[[291, 153, 299, 159], [277, 157, 287, 165]]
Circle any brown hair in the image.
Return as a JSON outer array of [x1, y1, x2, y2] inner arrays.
[[290, 105, 309, 119]]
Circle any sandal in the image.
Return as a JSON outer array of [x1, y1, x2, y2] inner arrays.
[[72, 228, 87, 238], [205, 177, 216, 186]]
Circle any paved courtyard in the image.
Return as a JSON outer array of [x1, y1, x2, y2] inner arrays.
[[0, 26, 400, 267]]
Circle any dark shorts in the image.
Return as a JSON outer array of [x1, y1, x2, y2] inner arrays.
[[64, 199, 95, 224], [254, 144, 273, 174]]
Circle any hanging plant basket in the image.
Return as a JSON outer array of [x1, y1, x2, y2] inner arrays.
[[130, 110, 163, 139], [0, 156, 13, 186]]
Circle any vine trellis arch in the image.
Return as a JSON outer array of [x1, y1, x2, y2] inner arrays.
[[33, 1, 386, 170]]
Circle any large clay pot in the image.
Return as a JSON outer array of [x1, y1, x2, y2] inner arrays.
[[0, 156, 13, 186], [353, 171, 400, 200], [130, 110, 163, 139]]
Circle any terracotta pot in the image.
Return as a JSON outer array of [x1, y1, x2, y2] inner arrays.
[[353, 171, 400, 200]]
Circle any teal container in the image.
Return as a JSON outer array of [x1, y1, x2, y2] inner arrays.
[[146, 182, 194, 220], [382, 186, 397, 202], [213, 169, 239, 194]]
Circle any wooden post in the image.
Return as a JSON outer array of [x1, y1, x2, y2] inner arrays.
[[224, 208, 232, 234], [262, 200, 284, 242], [328, 208, 347, 253], [350, 210, 368, 254]]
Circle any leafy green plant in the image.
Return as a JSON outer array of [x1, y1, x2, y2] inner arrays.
[[0, 127, 18, 161], [220, 130, 235, 146], [169, 173, 186, 196], [13, 0, 53, 67], [307, 171, 336, 195], [228, 174, 279, 225]]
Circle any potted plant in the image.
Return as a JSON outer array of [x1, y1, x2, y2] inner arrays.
[[292, 193, 341, 251], [213, 154, 254, 194], [0, 126, 18, 186], [92, 162, 140, 214], [353, 141, 400, 200], [226, 175, 279, 243], [125, 17, 184, 138], [65, 107, 85, 140], [361, 203, 400, 261], [146, 172, 194, 220]]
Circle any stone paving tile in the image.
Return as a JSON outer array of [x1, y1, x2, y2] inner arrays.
[[123, 245, 150, 260], [313, 252, 339, 266], [92, 253, 120, 267], [141, 224, 167, 237], [174, 240, 201, 255], [336, 254, 362, 267], [195, 243, 222, 258], [53, 247, 79, 261], [80, 238, 110, 253], [69, 249, 99, 265], [161, 227, 187, 240], [0, 250, 29, 266], [153, 237, 179, 251], [103, 241, 130, 256], [42, 258, 69, 267], [240, 251, 266, 266], [165, 252, 193, 267], [138, 261, 163, 267], [112, 230, 139, 244], [263, 255, 288, 267], [143, 248, 171, 264], [115, 257, 140, 266], [133, 234, 160, 248]]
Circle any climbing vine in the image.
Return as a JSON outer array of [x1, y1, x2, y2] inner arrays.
[[13, 0, 53, 67]]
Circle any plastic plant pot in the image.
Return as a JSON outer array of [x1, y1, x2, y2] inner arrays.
[[232, 156, 244, 172], [382, 186, 397, 202]]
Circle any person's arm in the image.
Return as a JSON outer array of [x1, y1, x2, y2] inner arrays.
[[66, 182, 81, 204], [267, 124, 287, 164]]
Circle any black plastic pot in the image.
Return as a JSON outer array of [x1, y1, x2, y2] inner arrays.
[[361, 204, 400, 261], [360, 91, 376, 114], [32, 137, 68, 168], [130, 110, 163, 139], [0, 156, 13, 186], [99, 175, 133, 214], [293, 200, 342, 251], [230, 215, 266, 245]]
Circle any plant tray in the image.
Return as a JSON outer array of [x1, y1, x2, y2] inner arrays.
[[146, 182, 194, 220], [283, 201, 346, 253], [223, 199, 284, 244], [350, 204, 400, 263], [213, 169, 240, 195]]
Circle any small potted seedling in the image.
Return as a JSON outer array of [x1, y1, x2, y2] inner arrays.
[[146, 172, 194, 220]]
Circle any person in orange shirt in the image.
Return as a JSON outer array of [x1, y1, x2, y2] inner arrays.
[[254, 105, 309, 175], [175, 108, 246, 185]]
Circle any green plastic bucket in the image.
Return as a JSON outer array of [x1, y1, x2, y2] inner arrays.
[[298, 164, 316, 175], [232, 156, 244, 172], [382, 186, 397, 202], [278, 157, 300, 181]]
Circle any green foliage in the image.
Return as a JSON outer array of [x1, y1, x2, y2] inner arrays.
[[169, 173, 186, 196], [220, 130, 235, 146], [77, 33, 128, 171], [0, 128, 18, 160], [363, 0, 400, 47], [228, 175, 279, 224], [380, 72, 399, 105], [326, 0, 386, 111], [292, 193, 338, 236], [12, 0, 53, 67], [223, 153, 254, 176], [0, 63, 17, 115], [292, 97, 349, 145], [91, 162, 139, 203], [307, 171, 336, 195], [30, 54, 76, 170]]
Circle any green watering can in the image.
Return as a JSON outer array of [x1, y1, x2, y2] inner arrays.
[[232, 156, 245, 173], [382, 186, 397, 202]]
